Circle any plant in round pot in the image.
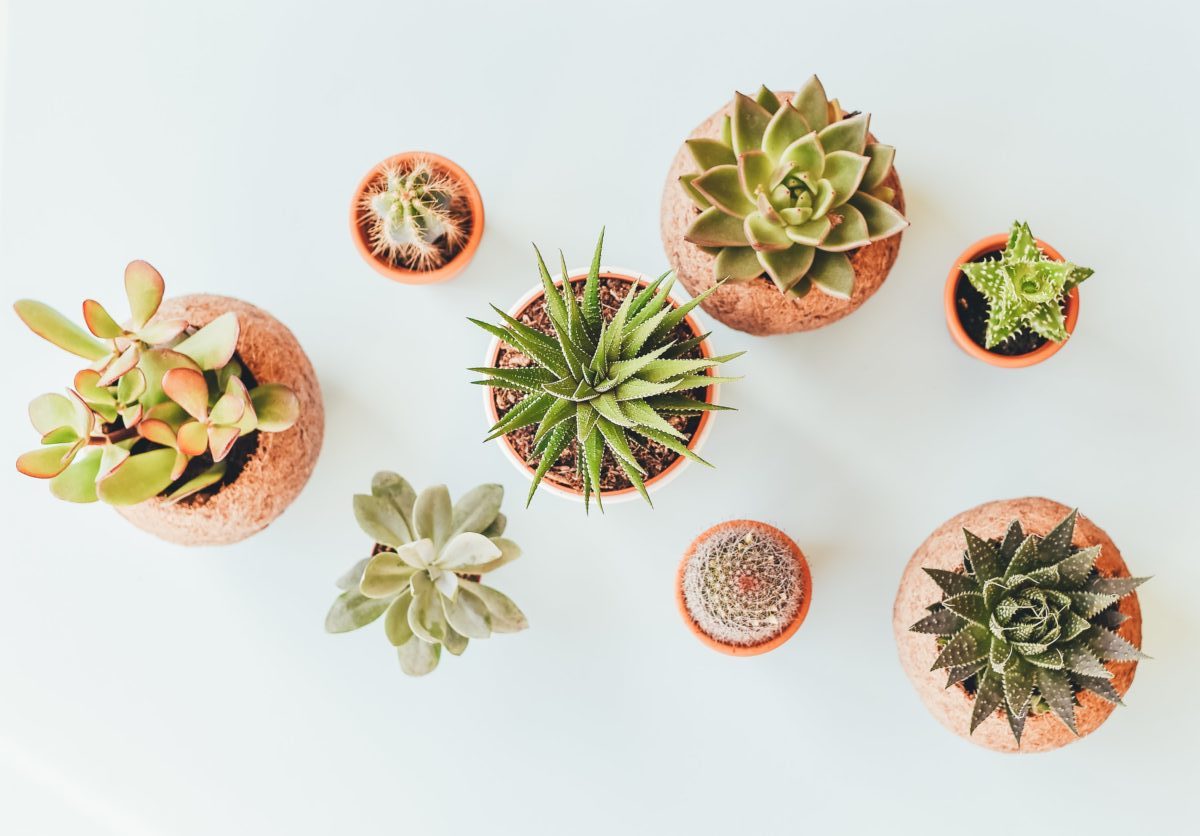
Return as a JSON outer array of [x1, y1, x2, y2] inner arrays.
[[677, 520, 812, 656], [325, 472, 528, 676], [470, 231, 742, 510], [661, 76, 908, 336], [14, 260, 324, 545], [947, 221, 1093, 367], [893, 498, 1147, 752], [350, 151, 484, 284]]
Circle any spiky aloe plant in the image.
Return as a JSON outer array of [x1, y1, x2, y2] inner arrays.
[[360, 158, 466, 271], [910, 510, 1147, 745], [681, 76, 908, 298], [14, 261, 300, 506], [470, 230, 741, 511], [325, 473, 527, 677], [962, 221, 1094, 349]]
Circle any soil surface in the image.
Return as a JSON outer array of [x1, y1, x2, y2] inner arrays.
[[490, 276, 706, 494], [954, 250, 1067, 356]]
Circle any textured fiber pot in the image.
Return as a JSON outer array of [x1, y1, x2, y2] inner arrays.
[[350, 151, 484, 285], [482, 267, 717, 505], [660, 92, 905, 336], [117, 295, 324, 545], [676, 520, 813, 657], [893, 497, 1142, 753], [945, 234, 1079, 368]]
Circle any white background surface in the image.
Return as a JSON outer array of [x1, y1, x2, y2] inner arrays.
[[2, 1, 1198, 833]]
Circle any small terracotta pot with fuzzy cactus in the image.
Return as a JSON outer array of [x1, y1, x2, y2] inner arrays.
[[677, 520, 812, 656], [661, 76, 907, 336], [893, 497, 1146, 753]]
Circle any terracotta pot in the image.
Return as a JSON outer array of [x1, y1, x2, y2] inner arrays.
[[676, 520, 813, 656], [350, 151, 484, 285], [481, 267, 718, 505], [893, 497, 1142, 753], [945, 233, 1080, 368], [117, 295, 324, 545], [660, 92, 905, 336]]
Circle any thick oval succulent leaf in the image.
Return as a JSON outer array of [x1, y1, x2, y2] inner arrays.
[[14, 299, 108, 360], [28, 392, 81, 437], [463, 537, 521, 575], [860, 143, 895, 191], [206, 425, 241, 462], [691, 165, 755, 218], [685, 138, 735, 170], [95, 447, 177, 505], [49, 450, 101, 502], [849, 192, 908, 241], [744, 212, 792, 252], [136, 349, 201, 408], [822, 151, 870, 207], [359, 549, 418, 598], [248, 384, 300, 433], [413, 484, 452, 546], [174, 311, 239, 370], [176, 421, 209, 457], [757, 245, 815, 293], [82, 299, 124, 339], [714, 245, 764, 281], [209, 391, 246, 426], [807, 250, 855, 299], [335, 557, 370, 592], [96, 344, 141, 387], [818, 113, 869, 155], [123, 260, 165, 329], [384, 591, 415, 646], [165, 461, 227, 503], [784, 217, 832, 247], [437, 532, 501, 570], [444, 587, 492, 639], [762, 102, 811, 162], [737, 150, 774, 197], [161, 367, 209, 421], [731, 92, 772, 156], [778, 133, 824, 182], [136, 318, 188, 345], [790, 76, 830, 133], [458, 579, 528, 633], [407, 571, 448, 644], [822, 204, 871, 252], [396, 635, 440, 676], [16, 442, 80, 479], [442, 624, 469, 656], [354, 493, 411, 547], [325, 589, 390, 633]]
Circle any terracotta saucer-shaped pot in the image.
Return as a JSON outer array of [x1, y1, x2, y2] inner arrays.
[[676, 520, 812, 656], [945, 234, 1080, 368], [660, 92, 905, 336], [350, 151, 484, 285], [117, 295, 324, 545], [893, 497, 1142, 753], [482, 267, 719, 506]]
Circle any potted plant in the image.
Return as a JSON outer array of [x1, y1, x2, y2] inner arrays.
[[946, 221, 1093, 367], [893, 498, 1147, 752], [470, 230, 742, 510], [14, 260, 324, 545], [676, 520, 812, 656], [325, 472, 528, 676], [350, 151, 484, 284], [660, 76, 908, 336]]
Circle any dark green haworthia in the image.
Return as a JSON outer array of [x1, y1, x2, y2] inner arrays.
[[910, 510, 1147, 745]]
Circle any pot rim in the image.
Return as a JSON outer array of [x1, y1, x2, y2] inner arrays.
[[675, 519, 813, 656], [944, 233, 1079, 368], [350, 151, 485, 285], [481, 266, 717, 504]]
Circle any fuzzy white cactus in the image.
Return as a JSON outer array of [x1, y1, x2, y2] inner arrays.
[[360, 158, 467, 271]]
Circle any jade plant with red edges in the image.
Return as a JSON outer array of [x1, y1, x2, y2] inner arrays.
[[14, 261, 300, 506]]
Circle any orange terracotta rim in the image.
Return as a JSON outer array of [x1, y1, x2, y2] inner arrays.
[[944, 233, 1080, 368], [349, 151, 485, 285], [483, 270, 716, 501], [675, 519, 813, 657]]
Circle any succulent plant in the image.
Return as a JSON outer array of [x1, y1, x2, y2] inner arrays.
[[470, 230, 741, 510], [360, 157, 467, 271], [962, 221, 1094, 349], [910, 510, 1147, 745], [14, 261, 300, 506], [325, 473, 528, 676], [681, 76, 908, 298]]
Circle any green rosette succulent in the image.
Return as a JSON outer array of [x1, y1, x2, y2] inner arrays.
[[962, 221, 1094, 348], [911, 510, 1147, 745], [326, 473, 528, 677], [681, 76, 908, 298]]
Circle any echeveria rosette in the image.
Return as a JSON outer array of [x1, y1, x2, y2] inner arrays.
[[681, 77, 908, 298], [325, 473, 528, 677], [910, 510, 1147, 745], [961, 221, 1094, 348], [470, 230, 741, 512], [14, 261, 300, 506]]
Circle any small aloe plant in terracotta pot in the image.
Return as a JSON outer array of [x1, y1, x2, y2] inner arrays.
[[471, 231, 742, 510], [893, 498, 1147, 752], [325, 472, 528, 677], [14, 261, 323, 545], [350, 151, 484, 284], [677, 520, 812, 656], [946, 221, 1093, 367]]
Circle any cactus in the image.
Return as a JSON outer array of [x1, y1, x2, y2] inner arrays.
[[325, 473, 527, 676], [680, 523, 804, 647], [13, 261, 300, 506], [470, 230, 741, 511], [910, 510, 1147, 745], [681, 77, 907, 298], [961, 221, 1094, 349], [359, 157, 467, 271]]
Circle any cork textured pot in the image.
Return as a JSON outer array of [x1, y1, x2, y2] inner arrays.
[[945, 234, 1080, 368], [676, 520, 812, 657], [350, 151, 484, 285], [117, 295, 324, 545], [660, 92, 905, 336], [893, 497, 1142, 753]]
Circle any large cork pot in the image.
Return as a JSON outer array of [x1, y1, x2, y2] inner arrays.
[[660, 92, 905, 336], [893, 497, 1142, 753], [117, 295, 324, 545]]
